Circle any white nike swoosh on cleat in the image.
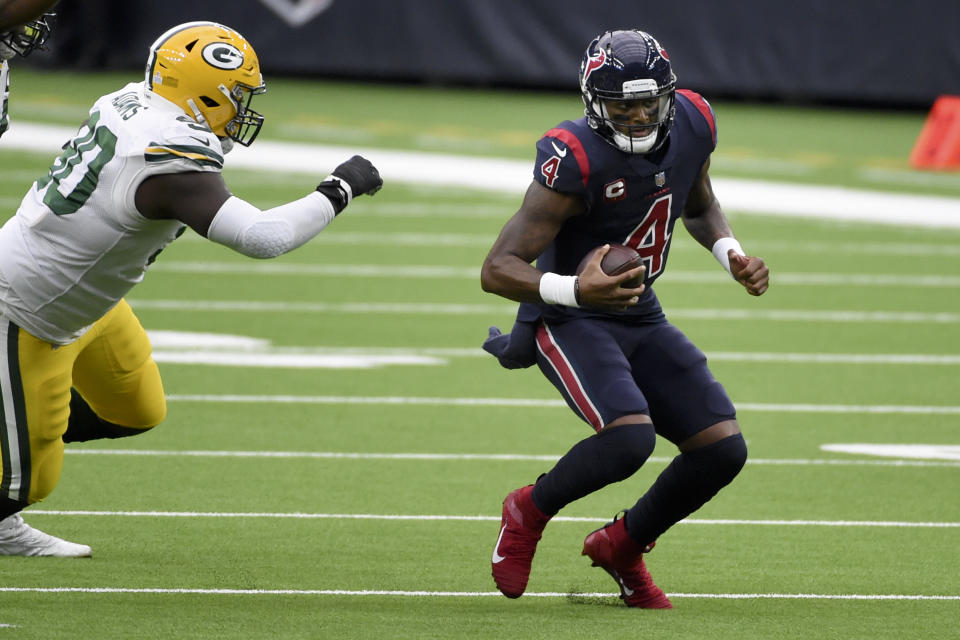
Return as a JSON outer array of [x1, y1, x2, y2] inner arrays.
[[617, 574, 634, 596], [491, 524, 508, 564], [551, 141, 568, 157]]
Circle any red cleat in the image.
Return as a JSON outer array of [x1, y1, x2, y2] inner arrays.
[[582, 515, 672, 609], [491, 484, 552, 598]]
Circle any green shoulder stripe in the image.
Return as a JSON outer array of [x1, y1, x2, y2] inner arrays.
[[144, 142, 224, 169]]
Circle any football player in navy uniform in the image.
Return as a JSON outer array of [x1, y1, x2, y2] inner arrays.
[[481, 29, 769, 607], [0, 21, 381, 556], [0, 0, 58, 138]]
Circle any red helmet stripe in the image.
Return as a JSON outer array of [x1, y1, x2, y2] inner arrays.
[[543, 128, 590, 187]]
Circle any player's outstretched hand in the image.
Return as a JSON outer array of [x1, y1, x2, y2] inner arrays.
[[332, 155, 383, 197], [577, 244, 646, 311], [729, 251, 769, 296], [316, 155, 383, 214]]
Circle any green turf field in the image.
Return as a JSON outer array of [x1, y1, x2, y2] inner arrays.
[[1, 72, 959, 638]]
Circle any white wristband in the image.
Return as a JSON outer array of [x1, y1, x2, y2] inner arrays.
[[711, 237, 745, 279], [322, 174, 353, 205], [539, 272, 580, 307]]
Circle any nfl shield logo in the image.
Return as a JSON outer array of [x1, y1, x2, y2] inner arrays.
[[655, 171, 666, 187]]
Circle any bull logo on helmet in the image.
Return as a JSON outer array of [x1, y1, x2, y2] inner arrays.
[[581, 46, 606, 86], [202, 42, 245, 70]]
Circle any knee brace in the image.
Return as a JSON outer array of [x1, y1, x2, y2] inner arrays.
[[688, 432, 748, 487], [625, 433, 747, 545], [596, 422, 659, 483], [532, 422, 656, 515]]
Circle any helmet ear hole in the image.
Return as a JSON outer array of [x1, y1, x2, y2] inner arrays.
[[199, 96, 220, 108]]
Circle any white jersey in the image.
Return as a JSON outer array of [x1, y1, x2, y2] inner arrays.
[[0, 82, 225, 344]]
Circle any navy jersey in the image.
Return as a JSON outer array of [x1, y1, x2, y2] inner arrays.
[[524, 89, 717, 325]]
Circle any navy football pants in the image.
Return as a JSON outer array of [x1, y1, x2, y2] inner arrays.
[[535, 318, 735, 443]]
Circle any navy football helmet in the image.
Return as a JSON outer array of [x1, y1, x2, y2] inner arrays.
[[0, 12, 54, 58], [579, 30, 677, 154]]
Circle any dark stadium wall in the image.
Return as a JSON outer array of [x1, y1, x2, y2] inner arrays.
[[36, 0, 960, 108]]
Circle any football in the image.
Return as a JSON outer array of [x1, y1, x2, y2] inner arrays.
[[576, 243, 645, 288]]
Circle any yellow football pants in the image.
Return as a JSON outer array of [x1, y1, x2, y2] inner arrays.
[[0, 300, 165, 505]]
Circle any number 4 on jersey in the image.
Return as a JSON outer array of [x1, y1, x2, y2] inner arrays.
[[623, 194, 672, 278], [540, 155, 562, 188]]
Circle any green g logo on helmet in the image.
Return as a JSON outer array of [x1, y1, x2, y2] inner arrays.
[[202, 43, 244, 70]]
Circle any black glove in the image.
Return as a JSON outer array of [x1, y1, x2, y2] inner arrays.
[[316, 155, 383, 214]]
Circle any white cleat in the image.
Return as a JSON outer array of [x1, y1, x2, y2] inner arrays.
[[0, 513, 92, 557]]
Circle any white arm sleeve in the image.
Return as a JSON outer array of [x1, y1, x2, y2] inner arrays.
[[206, 193, 337, 259]]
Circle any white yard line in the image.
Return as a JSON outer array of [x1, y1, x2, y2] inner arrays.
[[128, 299, 516, 315], [150, 262, 480, 279], [172, 231, 960, 256], [706, 352, 960, 365], [127, 299, 960, 324], [1, 586, 957, 601], [667, 309, 960, 324], [144, 336, 960, 366], [735, 402, 960, 415], [63, 449, 960, 468], [6, 122, 960, 228], [720, 239, 960, 257], [147, 261, 960, 288], [23, 510, 960, 528], [151, 350, 445, 369], [300, 231, 497, 246], [181, 230, 960, 258], [161, 393, 960, 415]]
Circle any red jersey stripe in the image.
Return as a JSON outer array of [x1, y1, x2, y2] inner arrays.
[[535, 323, 603, 431], [543, 127, 590, 187], [676, 89, 716, 146]]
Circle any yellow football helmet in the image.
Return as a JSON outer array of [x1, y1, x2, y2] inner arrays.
[[0, 12, 55, 58], [145, 21, 266, 146]]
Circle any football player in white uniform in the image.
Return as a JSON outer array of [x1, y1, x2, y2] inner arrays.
[[0, 21, 383, 556], [0, 0, 57, 137]]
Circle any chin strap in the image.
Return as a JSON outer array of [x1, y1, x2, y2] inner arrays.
[[185, 98, 208, 128], [613, 129, 658, 154]]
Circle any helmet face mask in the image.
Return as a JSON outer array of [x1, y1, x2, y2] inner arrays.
[[222, 82, 265, 146], [599, 93, 674, 154], [579, 30, 677, 155], [0, 12, 54, 58], [146, 21, 266, 146]]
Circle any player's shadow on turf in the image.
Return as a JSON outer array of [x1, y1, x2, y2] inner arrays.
[[565, 591, 622, 607]]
